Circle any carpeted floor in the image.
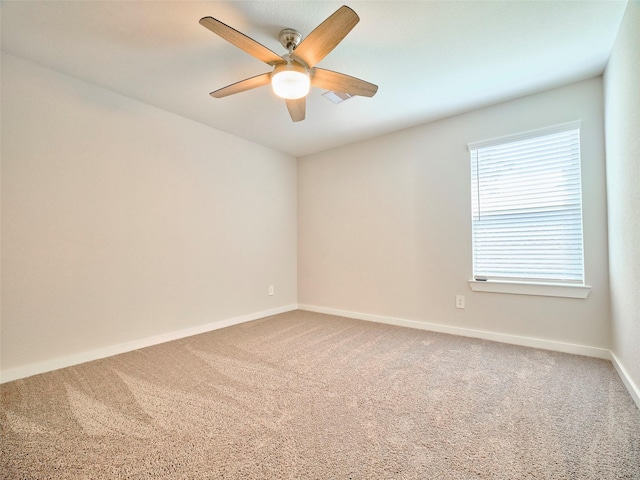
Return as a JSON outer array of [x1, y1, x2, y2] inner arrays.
[[1, 310, 639, 479]]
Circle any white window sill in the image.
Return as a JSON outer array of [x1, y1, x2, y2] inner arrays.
[[468, 280, 591, 299]]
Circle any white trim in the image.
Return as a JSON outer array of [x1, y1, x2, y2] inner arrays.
[[7, 304, 636, 409], [610, 352, 640, 411], [298, 304, 610, 359], [0, 304, 298, 384], [467, 120, 582, 151], [469, 280, 591, 298]]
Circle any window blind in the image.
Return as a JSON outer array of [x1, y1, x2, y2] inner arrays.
[[469, 124, 584, 284]]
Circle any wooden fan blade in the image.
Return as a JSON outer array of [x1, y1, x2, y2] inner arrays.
[[285, 98, 306, 122], [292, 6, 359, 68], [210, 73, 272, 98], [200, 17, 284, 66], [312, 68, 378, 97]]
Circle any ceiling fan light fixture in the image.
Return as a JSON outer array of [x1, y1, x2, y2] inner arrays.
[[200, 6, 377, 121], [271, 63, 310, 100]]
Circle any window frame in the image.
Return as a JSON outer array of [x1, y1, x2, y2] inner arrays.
[[467, 121, 591, 299]]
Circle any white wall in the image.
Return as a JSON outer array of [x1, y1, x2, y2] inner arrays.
[[1, 53, 297, 376], [298, 77, 610, 350], [604, 1, 640, 398]]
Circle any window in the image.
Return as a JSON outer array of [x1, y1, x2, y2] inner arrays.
[[468, 122, 590, 298]]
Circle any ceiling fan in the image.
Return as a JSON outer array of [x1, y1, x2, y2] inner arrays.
[[199, 5, 378, 122]]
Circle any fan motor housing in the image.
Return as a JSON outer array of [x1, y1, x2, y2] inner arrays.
[[279, 28, 302, 51]]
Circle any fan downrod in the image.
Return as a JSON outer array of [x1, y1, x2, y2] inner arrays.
[[279, 28, 302, 51]]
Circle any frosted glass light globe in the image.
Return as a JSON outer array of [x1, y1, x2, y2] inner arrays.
[[271, 64, 310, 100]]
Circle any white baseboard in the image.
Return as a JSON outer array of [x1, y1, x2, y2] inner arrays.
[[297, 304, 611, 360], [610, 352, 640, 410], [301, 304, 640, 408], [7, 303, 635, 409], [0, 304, 298, 384]]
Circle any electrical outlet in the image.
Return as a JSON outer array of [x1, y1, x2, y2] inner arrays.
[[268, 285, 274, 296], [455, 295, 465, 309]]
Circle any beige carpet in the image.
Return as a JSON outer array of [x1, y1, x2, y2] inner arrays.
[[1, 310, 639, 479]]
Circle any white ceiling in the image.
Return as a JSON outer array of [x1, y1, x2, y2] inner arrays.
[[1, 1, 628, 157]]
